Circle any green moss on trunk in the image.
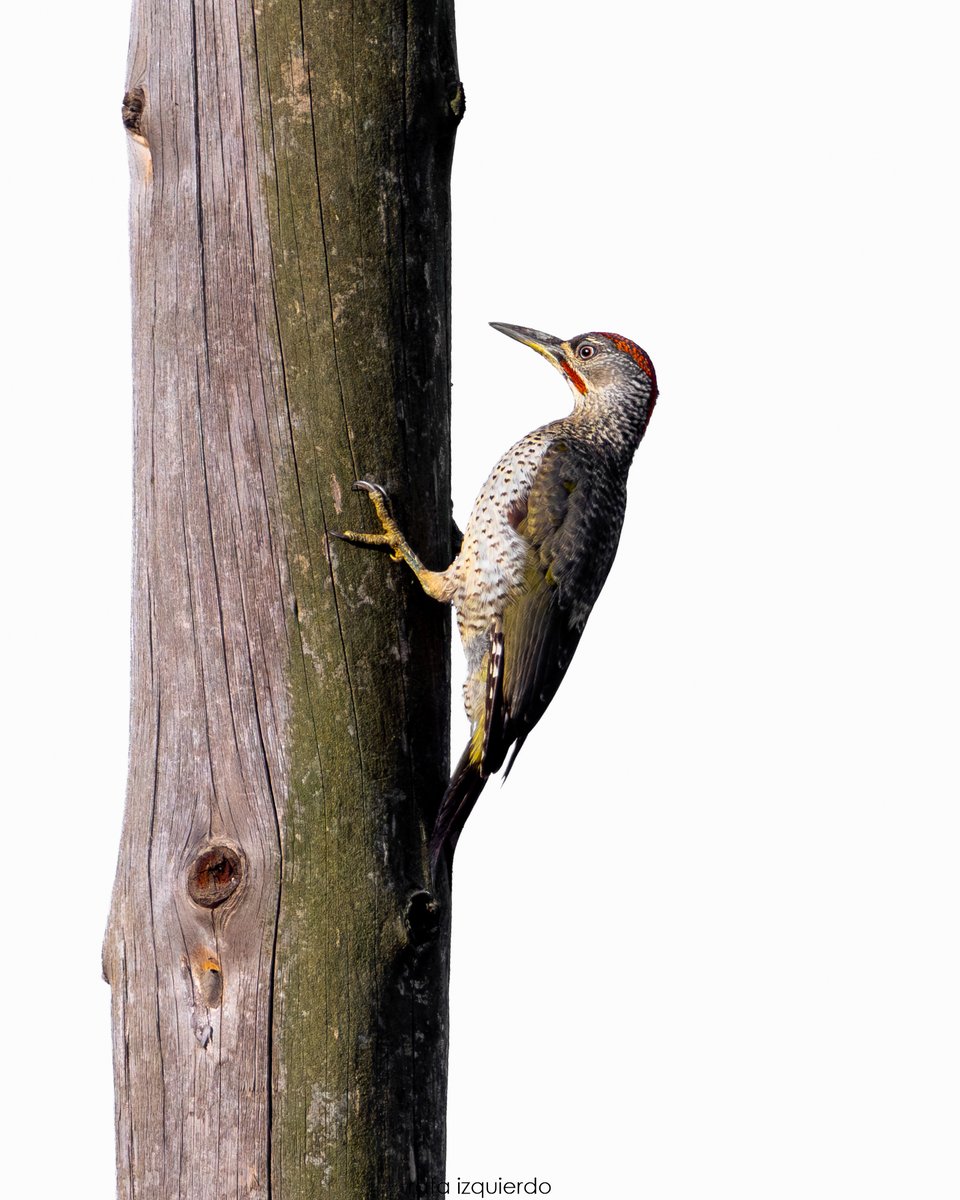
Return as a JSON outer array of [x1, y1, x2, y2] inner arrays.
[[257, 3, 461, 1195]]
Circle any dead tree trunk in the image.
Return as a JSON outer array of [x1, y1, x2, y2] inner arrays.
[[103, 3, 461, 1197]]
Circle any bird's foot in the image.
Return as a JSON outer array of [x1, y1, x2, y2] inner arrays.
[[334, 480, 452, 602], [333, 480, 407, 562]]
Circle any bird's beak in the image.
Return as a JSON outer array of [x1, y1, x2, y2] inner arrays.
[[490, 322, 566, 367], [490, 321, 590, 396]]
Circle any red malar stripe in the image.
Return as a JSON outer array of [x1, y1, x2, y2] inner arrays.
[[559, 359, 587, 395]]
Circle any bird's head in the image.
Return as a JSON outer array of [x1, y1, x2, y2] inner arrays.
[[490, 323, 658, 433]]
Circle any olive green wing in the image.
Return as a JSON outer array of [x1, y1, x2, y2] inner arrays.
[[482, 439, 623, 777]]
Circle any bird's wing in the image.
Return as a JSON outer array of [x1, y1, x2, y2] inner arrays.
[[481, 438, 622, 776]]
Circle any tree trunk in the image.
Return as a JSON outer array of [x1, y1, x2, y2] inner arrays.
[[103, 3, 461, 1197]]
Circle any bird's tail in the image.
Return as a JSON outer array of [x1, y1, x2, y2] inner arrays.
[[429, 743, 488, 885]]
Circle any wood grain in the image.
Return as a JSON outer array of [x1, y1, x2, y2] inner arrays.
[[103, 3, 461, 1196]]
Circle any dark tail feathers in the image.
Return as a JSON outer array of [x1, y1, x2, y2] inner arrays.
[[429, 745, 488, 884]]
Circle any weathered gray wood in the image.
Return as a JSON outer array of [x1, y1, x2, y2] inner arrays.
[[103, 2, 461, 1197]]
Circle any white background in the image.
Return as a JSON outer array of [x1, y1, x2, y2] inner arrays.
[[2, 2, 957, 1196]]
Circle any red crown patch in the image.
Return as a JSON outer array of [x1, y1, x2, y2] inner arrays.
[[597, 332, 655, 381]]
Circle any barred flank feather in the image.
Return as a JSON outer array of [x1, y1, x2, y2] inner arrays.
[[481, 623, 504, 766]]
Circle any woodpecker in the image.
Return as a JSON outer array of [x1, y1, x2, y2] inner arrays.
[[337, 323, 658, 882]]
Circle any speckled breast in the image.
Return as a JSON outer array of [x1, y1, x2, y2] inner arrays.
[[451, 427, 556, 640]]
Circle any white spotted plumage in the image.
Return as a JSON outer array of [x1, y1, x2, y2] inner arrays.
[[338, 323, 658, 878], [449, 425, 556, 727]]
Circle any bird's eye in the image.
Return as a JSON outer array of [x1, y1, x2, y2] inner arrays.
[[577, 343, 596, 360]]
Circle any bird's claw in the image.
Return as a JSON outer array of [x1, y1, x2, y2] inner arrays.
[[334, 479, 401, 555], [330, 528, 370, 545], [331, 528, 392, 549], [352, 479, 394, 522], [353, 478, 391, 507]]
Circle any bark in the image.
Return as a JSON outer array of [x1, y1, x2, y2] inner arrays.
[[103, 3, 461, 1197]]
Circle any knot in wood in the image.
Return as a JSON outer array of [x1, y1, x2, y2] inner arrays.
[[449, 81, 466, 123], [122, 87, 145, 135], [404, 889, 441, 947], [187, 845, 243, 908], [198, 961, 223, 1008]]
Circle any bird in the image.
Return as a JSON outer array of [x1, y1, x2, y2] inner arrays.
[[336, 323, 658, 883]]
